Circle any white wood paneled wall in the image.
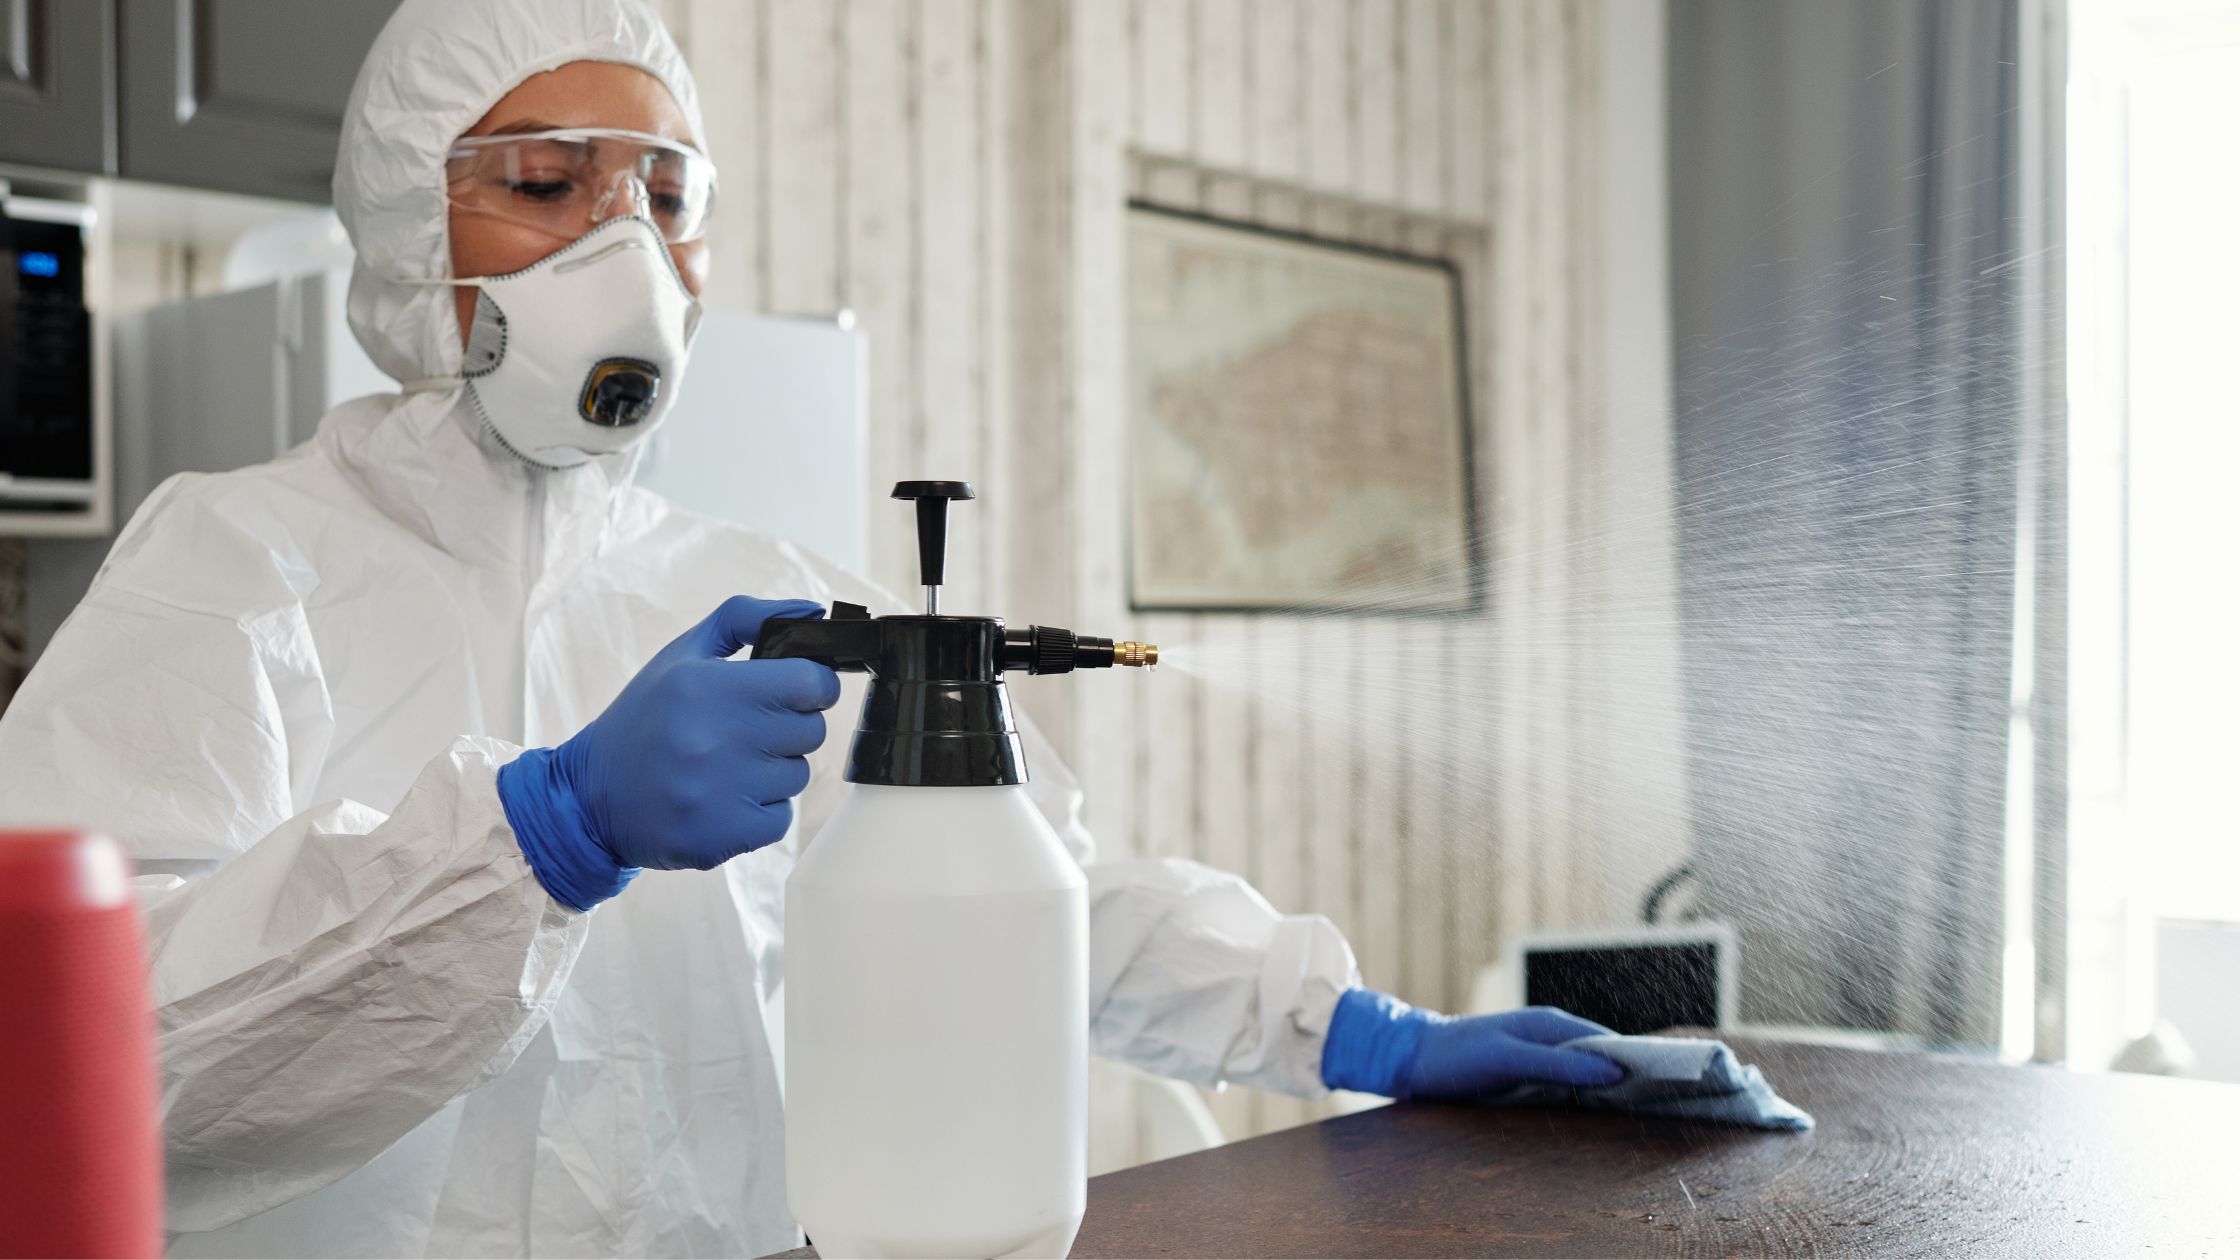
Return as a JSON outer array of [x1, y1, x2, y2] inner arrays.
[[658, 0, 1610, 1157]]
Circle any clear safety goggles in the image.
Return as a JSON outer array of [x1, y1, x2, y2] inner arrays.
[[445, 128, 718, 245]]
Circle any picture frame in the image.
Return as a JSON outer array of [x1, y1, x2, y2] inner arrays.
[[1125, 201, 1480, 614]]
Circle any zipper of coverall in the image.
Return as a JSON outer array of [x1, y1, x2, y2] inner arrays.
[[522, 472, 547, 742]]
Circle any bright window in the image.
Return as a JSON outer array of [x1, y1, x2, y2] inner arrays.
[[2068, 0, 2240, 1070]]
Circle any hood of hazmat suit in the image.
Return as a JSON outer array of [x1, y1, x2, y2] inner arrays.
[[0, 0, 1359, 1255]]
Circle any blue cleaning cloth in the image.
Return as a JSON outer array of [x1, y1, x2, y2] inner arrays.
[[1489, 1034, 1815, 1131]]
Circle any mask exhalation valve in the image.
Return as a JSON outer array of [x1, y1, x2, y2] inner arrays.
[[581, 358, 662, 427]]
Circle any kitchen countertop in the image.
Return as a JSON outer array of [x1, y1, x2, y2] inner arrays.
[[775, 1035, 2240, 1257]]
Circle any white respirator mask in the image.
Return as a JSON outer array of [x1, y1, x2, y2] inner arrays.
[[411, 214, 703, 469]]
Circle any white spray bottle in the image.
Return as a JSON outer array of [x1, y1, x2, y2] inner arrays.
[[760, 481, 1157, 1259]]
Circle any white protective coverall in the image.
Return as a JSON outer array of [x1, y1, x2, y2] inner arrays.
[[0, 1, 1360, 1255]]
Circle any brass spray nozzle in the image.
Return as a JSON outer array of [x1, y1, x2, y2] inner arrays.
[[1113, 641, 1159, 668], [999, 628, 1160, 673]]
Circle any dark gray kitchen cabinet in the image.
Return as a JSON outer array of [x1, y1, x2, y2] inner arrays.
[[118, 0, 401, 203], [0, 0, 117, 174]]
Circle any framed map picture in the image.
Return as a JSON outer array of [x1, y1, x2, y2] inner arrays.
[[1126, 203, 1479, 613]]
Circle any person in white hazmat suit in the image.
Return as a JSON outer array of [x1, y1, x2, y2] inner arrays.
[[0, 1, 1625, 1255]]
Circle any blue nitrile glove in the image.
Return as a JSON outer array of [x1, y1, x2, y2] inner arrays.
[[497, 596, 842, 911], [1320, 989, 1626, 1098]]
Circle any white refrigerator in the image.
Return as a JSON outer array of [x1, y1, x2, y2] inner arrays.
[[22, 268, 866, 660]]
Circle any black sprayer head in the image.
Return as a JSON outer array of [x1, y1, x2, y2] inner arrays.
[[753, 481, 1156, 787]]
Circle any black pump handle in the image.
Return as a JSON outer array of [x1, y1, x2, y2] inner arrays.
[[892, 480, 974, 590]]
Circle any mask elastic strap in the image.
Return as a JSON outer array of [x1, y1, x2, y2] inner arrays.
[[398, 275, 489, 290], [393, 274, 486, 393]]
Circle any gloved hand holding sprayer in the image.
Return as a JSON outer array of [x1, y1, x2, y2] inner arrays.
[[496, 596, 841, 909]]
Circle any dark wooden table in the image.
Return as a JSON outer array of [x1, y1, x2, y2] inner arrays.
[[782, 1037, 2240, 1257]]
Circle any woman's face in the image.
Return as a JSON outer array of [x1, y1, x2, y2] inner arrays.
[[446, 60, 710, 345]]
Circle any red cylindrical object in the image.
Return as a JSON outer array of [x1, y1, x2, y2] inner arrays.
[[0, 831, 162, 1259]]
